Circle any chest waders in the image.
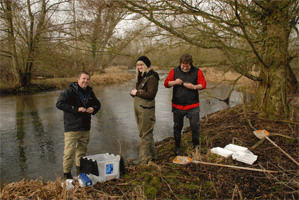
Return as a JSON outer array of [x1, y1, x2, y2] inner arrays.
[[133, 79, 158, 164]]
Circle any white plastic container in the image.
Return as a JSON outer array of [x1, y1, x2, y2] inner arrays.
[[224, 144, 248, 152], [211, 147, 234, 157], [81, 153, 120, 183], [232, 151, 258, 165]]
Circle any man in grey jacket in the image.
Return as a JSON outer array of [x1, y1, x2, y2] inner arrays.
[[56, 71, 101, 179]]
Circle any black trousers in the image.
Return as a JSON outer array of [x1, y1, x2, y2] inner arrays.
[[172, 106, 200, 148]]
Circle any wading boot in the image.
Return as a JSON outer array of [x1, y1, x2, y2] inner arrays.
[[175, 138, 182, 156], [63, 172, 73, 180], [175, 146, 182, 156]]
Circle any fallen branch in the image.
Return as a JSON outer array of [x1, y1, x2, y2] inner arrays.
[[251, 132, 297, 150], [251, 138, 266, 150]]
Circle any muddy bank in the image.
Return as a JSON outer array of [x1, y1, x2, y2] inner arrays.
[[1, 95, 298, 199]]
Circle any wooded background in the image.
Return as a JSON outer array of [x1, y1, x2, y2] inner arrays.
[[1, 0, 298, 117]]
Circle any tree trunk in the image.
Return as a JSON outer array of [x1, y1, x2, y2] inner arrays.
[[20, 72, 32, 87], [254, 67, 288, 117], [4, 0, 20, 84], [286, 64, 299, 94], [253, 4, 291, 117]]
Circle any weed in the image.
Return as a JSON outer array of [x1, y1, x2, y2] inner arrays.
[[144, 184, 159, 199]]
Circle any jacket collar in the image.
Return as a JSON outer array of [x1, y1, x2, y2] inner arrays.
[[70, 82, 92, 94]]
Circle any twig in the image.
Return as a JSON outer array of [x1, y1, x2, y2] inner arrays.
[[117, 139, 122, 155], [232, 137, 248, 146], [192, 160, 288, 173], [115, 186, 129, 200], [232, 184, 243, 200], [259, 164, 298, 192], [269, 133, 297, 140], [251, 138, 266, 150], [160, 176, 180, 200], [242, 102, 256, 131], [117, 176, 144, 186], [209, 173, 218, 198]]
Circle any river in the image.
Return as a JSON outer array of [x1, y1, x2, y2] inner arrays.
[[0, 71, 251, 183]]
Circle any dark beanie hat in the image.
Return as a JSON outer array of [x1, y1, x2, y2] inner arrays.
[[137, 56, 151, 68]]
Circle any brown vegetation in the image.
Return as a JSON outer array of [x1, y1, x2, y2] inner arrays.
[[202, 67, 259, 91], [1, 94, 298, 199], [0, 66, 134, 96]]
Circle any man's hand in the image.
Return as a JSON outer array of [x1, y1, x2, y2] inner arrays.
[[78, 107, 94, 113], [78, 107, 86, 112], [183, 83, 203, 90], [175, 78, 183, 85], [168, 78, 183, 87], [183, 82, 196, 90], [86, 107, 94, 113]]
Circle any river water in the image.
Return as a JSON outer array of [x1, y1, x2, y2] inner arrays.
[[0, 71, 251, 183]]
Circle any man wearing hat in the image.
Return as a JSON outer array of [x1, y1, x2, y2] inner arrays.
[[130, 56, 160, 165]]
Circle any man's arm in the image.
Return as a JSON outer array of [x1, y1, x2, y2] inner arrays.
[[164, 69, 183, 88], [56, 89, 79, 113], [182, 69, 206, 90], [197, 69, 207, 90]]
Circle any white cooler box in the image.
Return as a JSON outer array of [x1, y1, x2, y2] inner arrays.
[[80, 153, 121, 183]]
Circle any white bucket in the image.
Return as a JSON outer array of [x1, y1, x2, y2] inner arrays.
[[81, 153, 120, 183]]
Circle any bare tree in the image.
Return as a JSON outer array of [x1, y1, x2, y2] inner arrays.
[[117, 0, 299, 117], [0, 0, 69, 86], [70, 0, 134, 70]]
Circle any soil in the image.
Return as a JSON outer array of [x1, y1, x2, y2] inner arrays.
[[1, 95, 298, 199]]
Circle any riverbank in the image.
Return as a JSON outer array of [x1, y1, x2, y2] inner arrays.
[[0, 66, 134, 96], [0, 66, 258, 96], [1, 95, 298, 199], [201, 67, 259, 92]]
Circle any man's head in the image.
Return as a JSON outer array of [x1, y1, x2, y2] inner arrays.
[[180, 54, 192, 72], [78, 71, 90, 89]]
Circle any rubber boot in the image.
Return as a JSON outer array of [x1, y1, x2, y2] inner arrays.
[[63, 172, 73, 180], [175, 146, 182, 156], [175, 138, 182, 156]]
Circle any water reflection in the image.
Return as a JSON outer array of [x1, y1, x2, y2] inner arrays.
[[16, 95, 56, 170], [1, 93, 63, 183], [0, 71, 251, 183]]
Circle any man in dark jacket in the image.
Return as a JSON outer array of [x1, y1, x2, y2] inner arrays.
[[56, 71, 101, 179], [164, 54, 207, 155]]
